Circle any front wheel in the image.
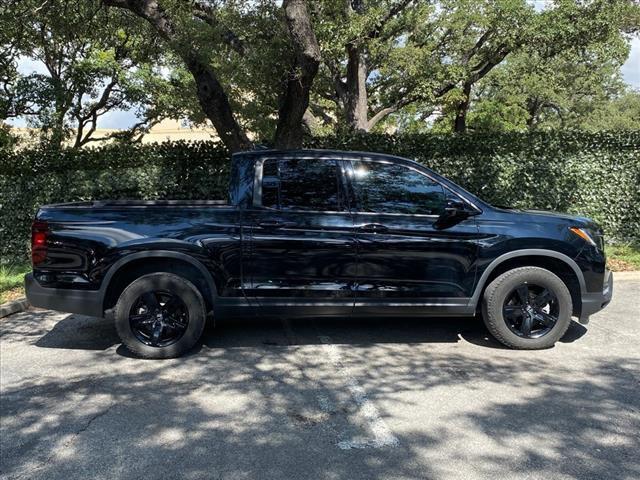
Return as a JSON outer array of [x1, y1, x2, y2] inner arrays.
[[482, 267, 572, 349], [114, 273, 207, 359]]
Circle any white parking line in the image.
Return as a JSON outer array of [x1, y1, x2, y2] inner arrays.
[[318, 335, 399, 450]]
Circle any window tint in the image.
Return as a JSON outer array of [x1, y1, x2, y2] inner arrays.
[[349, 160, 447, 215], [261, 158, 341, 211]]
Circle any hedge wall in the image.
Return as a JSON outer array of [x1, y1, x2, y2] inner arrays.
[[1, 131, 639, 262]]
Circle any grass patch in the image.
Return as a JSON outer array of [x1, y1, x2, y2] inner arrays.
[[0, 263, 30, 304], [606, 244, 640, 272]]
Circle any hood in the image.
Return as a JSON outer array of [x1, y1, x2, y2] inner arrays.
[[494, 206, 602, 232], [511, 209, 602, 232]]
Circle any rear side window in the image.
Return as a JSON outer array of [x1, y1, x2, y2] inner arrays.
[[261, 158, 342, 211], [348, 160, 447, 215]]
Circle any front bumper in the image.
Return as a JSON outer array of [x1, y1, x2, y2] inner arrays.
[[25, 273, 104, 318], [579, 269, 613, 324]]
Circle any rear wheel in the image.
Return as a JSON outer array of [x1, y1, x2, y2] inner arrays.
[[482, 267, 572, 349], [114, 273, 206, 358]]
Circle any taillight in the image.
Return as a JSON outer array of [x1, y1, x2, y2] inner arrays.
[[31, 220, 49, 266]]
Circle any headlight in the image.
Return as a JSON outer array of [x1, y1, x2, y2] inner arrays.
[[569, 227, 602, 249]]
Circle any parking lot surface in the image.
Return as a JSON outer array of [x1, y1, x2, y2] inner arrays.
[[1, 273, 639, 480]]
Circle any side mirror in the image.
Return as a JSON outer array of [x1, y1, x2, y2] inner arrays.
[[434, 199, 477, 229]]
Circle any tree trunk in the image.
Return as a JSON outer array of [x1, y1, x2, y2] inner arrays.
[[453, 82, 472, 133], [273, 0, 321, 149], [182, 53, 252, 152], [344, 43, 369, 131], [336, 0, 417, 131], [339, 0, 369, 132], [49, 110, 66, 149], [526, 98, 539, 130], [48, 91, 68, 149]]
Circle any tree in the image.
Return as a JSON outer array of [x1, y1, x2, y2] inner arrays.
[[4, 0, 639, 148], [312, 0, 639, 134], [0, 0, 172, 148], [581, 90, 640, 131], [450, 0, 640, 132], [101, 0, 321, 151], [464, 46, 631, 132], [311, 0, 535, 133]]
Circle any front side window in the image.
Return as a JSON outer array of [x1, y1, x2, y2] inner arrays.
[[349, 160, 447, 215], [261, 158, 341, 211]]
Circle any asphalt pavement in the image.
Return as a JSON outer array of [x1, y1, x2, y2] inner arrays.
[[1, 273, 639, 480]]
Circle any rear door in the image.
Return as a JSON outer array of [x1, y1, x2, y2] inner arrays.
[[345, 157, 479, 316], [243, 155, 356, 315]]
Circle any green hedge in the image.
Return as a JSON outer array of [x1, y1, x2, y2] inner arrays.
[[1, 131, 639, 262]]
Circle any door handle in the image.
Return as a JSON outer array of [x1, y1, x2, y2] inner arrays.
[[258, 220, 294, 229], [359, 223, 388, 233]]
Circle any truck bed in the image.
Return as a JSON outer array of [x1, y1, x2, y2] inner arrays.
[[41, 199, 229, 209]]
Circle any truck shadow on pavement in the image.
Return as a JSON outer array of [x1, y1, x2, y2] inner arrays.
[[25, 310, 587, 354]]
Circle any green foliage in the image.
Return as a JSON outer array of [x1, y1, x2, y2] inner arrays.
[[0, 262, 30, 303], [315, 0, 640, 133], [605, 243, 640, 270], [461, 42, 633, 132], [151, 0, 292, 141], [580, 90, 640, 132], [1, 132, 638, 262], [0, 123, 20, 152]]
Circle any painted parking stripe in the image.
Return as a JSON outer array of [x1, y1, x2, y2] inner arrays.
[[318, 335, 399, 450]]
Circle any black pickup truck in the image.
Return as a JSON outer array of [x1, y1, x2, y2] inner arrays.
[[26, 149, 612, 358]]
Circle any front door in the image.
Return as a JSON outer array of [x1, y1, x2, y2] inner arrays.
[[345, 157, 479, 316], [243, 155, 356, 315]]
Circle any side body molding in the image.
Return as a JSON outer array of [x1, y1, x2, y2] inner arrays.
[[467, 249, 587, 309]]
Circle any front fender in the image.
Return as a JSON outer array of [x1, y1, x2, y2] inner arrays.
[[468, 249, 587, 309]]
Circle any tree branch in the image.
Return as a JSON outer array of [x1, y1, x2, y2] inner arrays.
[[461, 29, 494, 65], [191, 1, 246, 56], [367, 94, 418, 130], [468, 44, 510, 84], [73, 76, 120, 148], [81, 117, 160, 145], [102, 0, 251, 152], [367, 0, 414, 40]]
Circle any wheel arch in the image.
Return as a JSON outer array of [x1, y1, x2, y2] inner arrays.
[[470, 249, 586, 316], [101, 251, 218, 315]]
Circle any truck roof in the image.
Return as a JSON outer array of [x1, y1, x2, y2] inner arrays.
[[232, 148, 415, 163]]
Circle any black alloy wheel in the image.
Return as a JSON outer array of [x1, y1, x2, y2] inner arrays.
[[482, 267, 572, 349], [115, 273, 206, 358], [502, 283, 559, 339], [129, 290, 189, 347]]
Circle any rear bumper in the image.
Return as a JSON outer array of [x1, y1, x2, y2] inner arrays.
[[579, 270, 613, 323], [25, 273, 104, 318]]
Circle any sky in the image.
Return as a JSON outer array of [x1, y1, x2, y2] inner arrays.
[[8, 36, 640, 131], [622, 37, 640, 89]]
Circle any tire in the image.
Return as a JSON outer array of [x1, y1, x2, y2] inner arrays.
[[114, 273, 207, 359], [481, 266, 572, 350]]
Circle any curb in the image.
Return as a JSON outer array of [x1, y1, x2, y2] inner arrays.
[[0, 298, 30, 319]]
